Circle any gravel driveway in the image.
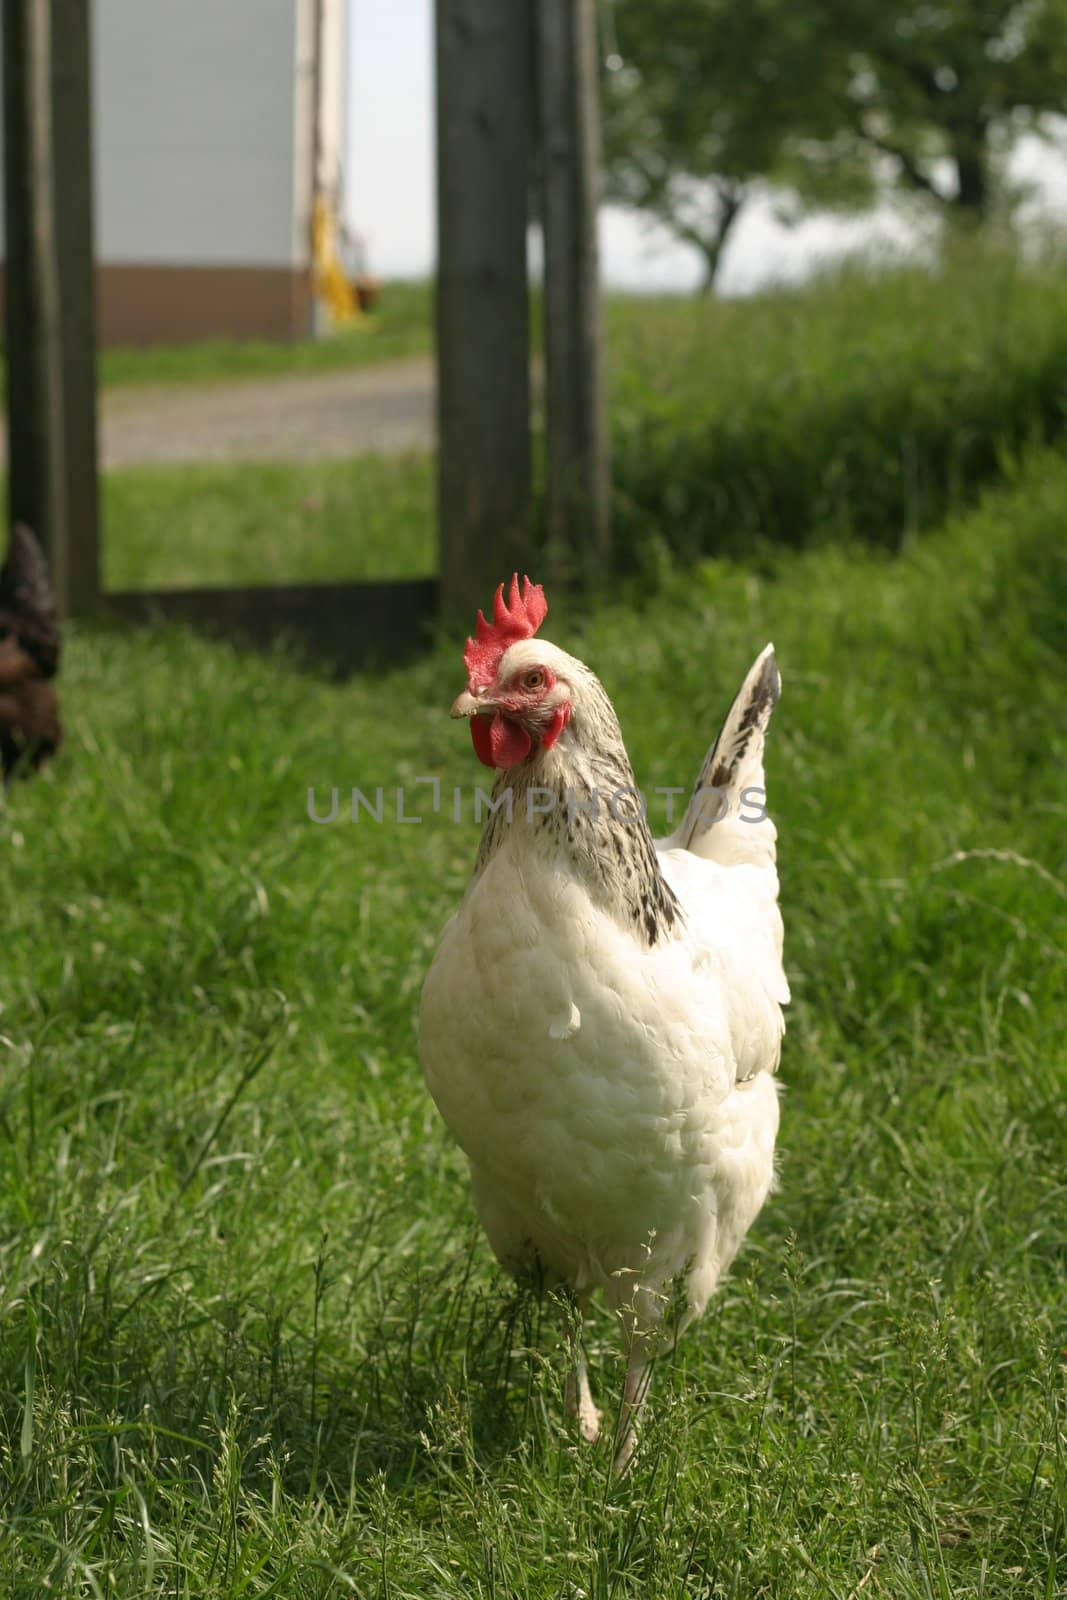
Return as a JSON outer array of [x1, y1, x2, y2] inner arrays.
[[1, 357, 437, 471]]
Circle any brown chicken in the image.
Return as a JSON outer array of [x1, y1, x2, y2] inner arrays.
[[0, 524, 62, 780]]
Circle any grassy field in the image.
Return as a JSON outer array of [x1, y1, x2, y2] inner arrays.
[[104, 456, 435, 591], [1, 443, 1064, 1595], [94, 246, 1067, 590], [608, 245, 1067, 567]]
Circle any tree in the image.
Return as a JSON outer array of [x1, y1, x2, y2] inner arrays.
[[601, 0, 851, 290], [822, 0, 1067, 221], [600, 0, 1067, 288]]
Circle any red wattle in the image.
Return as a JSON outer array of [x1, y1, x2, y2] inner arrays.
[[541, 702, 572, 751], [471, 712, 532, 770]]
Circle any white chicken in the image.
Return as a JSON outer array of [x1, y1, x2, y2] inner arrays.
[[419, 575, 788, 1470]]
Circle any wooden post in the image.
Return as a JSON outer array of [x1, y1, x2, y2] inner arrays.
[[537, 0, 610, 580], [3, 0, 100, 618], [436, 0, 532, 620]]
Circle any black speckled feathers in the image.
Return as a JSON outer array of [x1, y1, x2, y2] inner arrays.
[[474, 664, 682, 947]]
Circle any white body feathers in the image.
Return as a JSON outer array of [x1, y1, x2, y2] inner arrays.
[[420, 642, 788, 1352]]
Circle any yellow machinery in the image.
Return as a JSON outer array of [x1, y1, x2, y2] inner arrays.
[[312, 196, 362, 327]]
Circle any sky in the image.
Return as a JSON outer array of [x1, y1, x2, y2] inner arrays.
[[345, 0, 1067, 296]]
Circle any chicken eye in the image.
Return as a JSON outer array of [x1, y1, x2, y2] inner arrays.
[[522, 669, 545, 691]]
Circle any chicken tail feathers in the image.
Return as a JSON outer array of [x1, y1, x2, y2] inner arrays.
[[672, 644, 780, 863]]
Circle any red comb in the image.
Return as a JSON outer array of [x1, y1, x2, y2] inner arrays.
[[464, 574, 548, 688]]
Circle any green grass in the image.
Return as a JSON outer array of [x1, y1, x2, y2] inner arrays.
[[608, 244, 1067, 568], [93, 282, 433, 391], [103, 456, 435, 590], [96, 246, 1067, 591], [1, 444, 1064, 1595]]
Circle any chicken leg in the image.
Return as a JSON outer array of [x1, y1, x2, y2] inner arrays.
[[613, 1352, 652, 1475], [561, 1300, 601, 1444]]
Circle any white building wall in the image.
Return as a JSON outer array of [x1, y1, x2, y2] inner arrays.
[[93, 0, 301, 268], [0, 0, 308, 269], [292, 0, 317, 268]]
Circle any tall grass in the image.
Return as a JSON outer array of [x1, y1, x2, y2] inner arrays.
[[0, 447, 1063, 1596], [609, 246, 1067, 567]]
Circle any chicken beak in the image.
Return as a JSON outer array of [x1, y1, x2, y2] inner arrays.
[[450, 689, 483, 719]]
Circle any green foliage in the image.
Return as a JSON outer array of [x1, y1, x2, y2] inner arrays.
[[608, 247, 1067, 569], [808, 0, 1067, 216], [602, 0, 1067, 276], [0, 447, 1064, 1594], [603, 0, 866, 286]]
